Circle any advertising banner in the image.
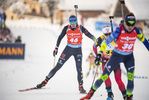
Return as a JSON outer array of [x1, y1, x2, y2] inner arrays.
[[0, 43, 25, 59], [95, 21, 118, 31]]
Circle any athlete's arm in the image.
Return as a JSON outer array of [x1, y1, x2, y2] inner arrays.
[[93, 37, 102, 55], [100, 27, 120, 52], [81, 25, 97, 44], [135, 27, 149, 51], [56, 25, 68, 47]]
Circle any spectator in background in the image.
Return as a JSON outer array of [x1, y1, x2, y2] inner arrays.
[[5, 35, 12, 43], [2, 12, 6, 29], [0, 12, 3, 30], [15, 36, 22, 43], [3, 27, 13, 43], [0, 34, 4, 43]]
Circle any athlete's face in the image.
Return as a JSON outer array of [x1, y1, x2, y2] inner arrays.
[[125, 23, 135, 32], [70, 21, 77, 28]]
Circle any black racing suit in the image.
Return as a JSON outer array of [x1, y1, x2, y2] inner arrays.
[[47, 24, 96, 85]]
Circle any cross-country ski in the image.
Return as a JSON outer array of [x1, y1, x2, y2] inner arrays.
[[18, 87, 37, 92]]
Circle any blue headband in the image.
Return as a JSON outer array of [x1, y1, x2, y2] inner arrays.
[[125, 15, 136, 24], [69, 17, 77, 22]]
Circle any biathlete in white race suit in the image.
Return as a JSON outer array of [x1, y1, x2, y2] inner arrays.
[[36, 15, 97, 93], [80, 12, 149, 100], [93, 25, 126, 100]]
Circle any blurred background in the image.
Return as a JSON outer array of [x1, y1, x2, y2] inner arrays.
[[0, 0, 149, 100], [0, 0, 149, 43], [0, 0, 149, 44]]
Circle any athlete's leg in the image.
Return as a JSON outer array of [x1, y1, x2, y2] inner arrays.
[[114, 65, 126, 97], [101, 57, 115, 99], [80, 51, 123, 99], [102, 58, 111, 89], [124, 53, 135, 97], [36, 46, 72, 88], [73, 48, 83, 85], [92, 51, 122, 90], [73, 48, 86, 93], [47, 46, 71, 79]]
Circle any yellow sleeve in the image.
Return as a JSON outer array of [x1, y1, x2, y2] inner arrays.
[[100, 42, 107, 52], [137, 33, 145, 42]]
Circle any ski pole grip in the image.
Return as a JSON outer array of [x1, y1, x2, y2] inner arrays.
[[109, 16, 114, 19], [74, 5, 78, 9], [120, 0, 125, 4]]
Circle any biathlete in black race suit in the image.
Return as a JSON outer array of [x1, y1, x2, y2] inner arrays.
[[80, 13, 149, 100], [36, 15, 97, 93], [93, 25, 126, 100]]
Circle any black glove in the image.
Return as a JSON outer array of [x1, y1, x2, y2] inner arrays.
[[53, 47, 58, 57], [95, 53, 102, 65]]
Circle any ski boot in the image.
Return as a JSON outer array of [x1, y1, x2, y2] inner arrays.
[[106, 88, 114, 100], [36, 76, 49, 88], [125, 95, 133, 100], [80, 88, 95, 100], [123, 96, 127, 100], [107, 92, 114, 100], [123, 93, 127, 100], [79, 84, 86, 93]]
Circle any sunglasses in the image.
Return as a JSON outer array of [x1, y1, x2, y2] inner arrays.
[[125, 21, 135, 26], [104, 33, 111, 36], [70, 21, 77, 25]]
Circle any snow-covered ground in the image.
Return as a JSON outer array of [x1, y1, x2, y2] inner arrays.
[[0, 19, 149, 100]]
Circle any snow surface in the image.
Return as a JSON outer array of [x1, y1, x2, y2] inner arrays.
[[0, 19, 149, 100]]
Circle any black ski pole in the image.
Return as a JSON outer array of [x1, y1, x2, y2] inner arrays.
[[109, 16, 114, 32], [91, 57, 103, 87], [120, 0, 125, 21], [91, 64, 101, 87], [74, 5, 78, 22]]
